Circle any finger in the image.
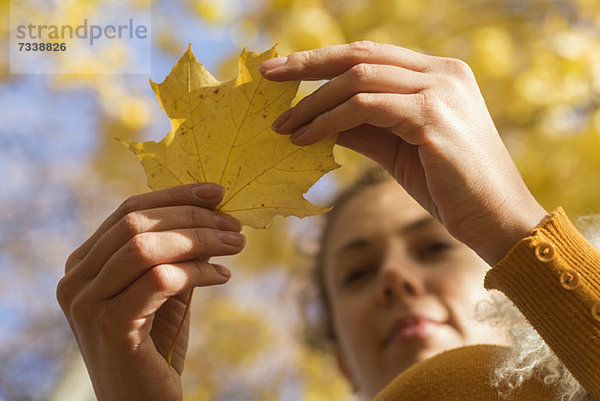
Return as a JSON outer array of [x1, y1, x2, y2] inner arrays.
[[260, 41, 431, 81], [74, 206, 241, 282], [89, 228, 245, 299], [337, 126, 428, 190], [335, 125, 400, 172], [273, 64, 429, 135], [289, 93, 425, 146], [67, 183, 225, 273], [107, 261, 231, 322], [336, 126, 437, 220]]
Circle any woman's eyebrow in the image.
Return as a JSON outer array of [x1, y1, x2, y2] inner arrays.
[[400, 216, 436, 235], [335, 237, 371, 257], [334, 216, 435, 257]]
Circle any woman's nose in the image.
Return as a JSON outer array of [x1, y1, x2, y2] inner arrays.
[[376, 251, 424, 306]]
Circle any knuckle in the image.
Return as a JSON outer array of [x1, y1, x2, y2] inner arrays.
[[188, 260, 208, 281], [185, 206, 207, 227], [416, 91, 429, 110], [125, 233, 153, 262], [117, 196, 141, 216], [419, 90, 443, 117], [192, 228, 210, 249], [292, 49, 317, 67], [145, 265, 175, 293], [439, 57, 473, 78], [64, 251, 81, 274], [194, 260, 211, 275], [349, 92, 374, 109], [435, 74, 462, 93], [348, 63, 373, 84], [56, 276, 73, 312], [69, 293, 92, 324], [120, 211, 147, 237], [349, 40, 377, 56]]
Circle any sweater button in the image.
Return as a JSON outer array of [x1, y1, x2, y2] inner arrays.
[[592, 303, 600, 322], [534, 241, 556, 262], [559, 269, 580, 290]]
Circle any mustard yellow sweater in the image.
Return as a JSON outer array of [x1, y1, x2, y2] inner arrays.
[[373, 208, 600, 401]]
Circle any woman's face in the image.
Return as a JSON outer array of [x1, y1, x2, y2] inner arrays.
[[324, 181, 506, 398]]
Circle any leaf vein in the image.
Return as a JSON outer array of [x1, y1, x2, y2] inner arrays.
[[218, 74, 265, 186], [219, 146, 305, 209], [186, 57, 208, 182]]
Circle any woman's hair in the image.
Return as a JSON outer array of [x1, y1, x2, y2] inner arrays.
[[301, 166, 598, 401], [476, 213, 600, 401], [477, 294, 591, 401]]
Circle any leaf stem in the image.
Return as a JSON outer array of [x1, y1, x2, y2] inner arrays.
[[166, 288, 194, 367]]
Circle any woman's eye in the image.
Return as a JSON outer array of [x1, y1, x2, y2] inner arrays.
[[343, 267, 372, 285], [424, 241, 452, 255]]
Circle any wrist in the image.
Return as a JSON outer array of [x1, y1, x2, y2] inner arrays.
[[478, 202, 550, 266]]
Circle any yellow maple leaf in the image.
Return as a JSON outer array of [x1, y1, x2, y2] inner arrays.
[[120, 44, 339, 228]]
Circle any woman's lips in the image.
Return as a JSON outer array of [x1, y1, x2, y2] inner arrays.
[[383, 316, 442, 346]]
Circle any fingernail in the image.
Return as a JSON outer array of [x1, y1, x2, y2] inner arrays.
[[212, 264, 231, 278], [217, 231, 246, 247], [272, 109, 293, 132], [290, 125, 310, 145], [194, 184, 225, 200], [258, 56, 288, 72]]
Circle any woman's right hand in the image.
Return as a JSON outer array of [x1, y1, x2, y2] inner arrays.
[[57, 183, 245, 401], [260, 41, 548, 266]]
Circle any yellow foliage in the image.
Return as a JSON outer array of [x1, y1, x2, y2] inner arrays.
[[121, 44, 339, 228], [240, 216, 295, 271], [471, 26, 515, 78], [300, 350, 351, 401], [276, 6, 346, 53], [3, 1, 599, 399], [201, 297, 274, 366], [182, 383, 215, 401], [195, 0, 230, 23], [118, 97, 151, 131], [241, 0, 600, 219], [96, 119, 148, 192]]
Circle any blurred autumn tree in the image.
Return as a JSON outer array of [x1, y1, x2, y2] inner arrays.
[[1, 0, 599, 400]]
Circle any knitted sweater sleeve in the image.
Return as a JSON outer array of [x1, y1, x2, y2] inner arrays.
[[484, 207, 600, 400]]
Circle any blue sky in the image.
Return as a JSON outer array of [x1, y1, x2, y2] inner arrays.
[[0, 3, 245, 399], [0, 1, 342, 398]]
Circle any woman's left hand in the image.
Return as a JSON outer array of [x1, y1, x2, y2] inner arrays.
[[259, 41, 548, 265]]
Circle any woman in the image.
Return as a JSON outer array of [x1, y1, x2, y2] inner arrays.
[[310, 166, 594, 400], [57, 42, 600, 400], [310, 167, 512, 397]]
